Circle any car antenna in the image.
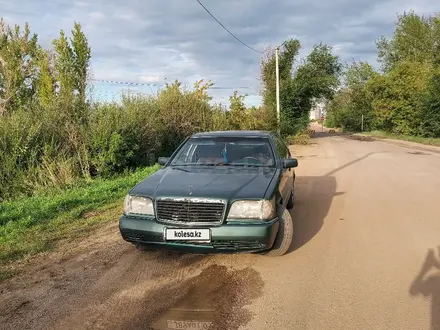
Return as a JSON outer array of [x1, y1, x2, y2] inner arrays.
[[221, 142, 228, 163]]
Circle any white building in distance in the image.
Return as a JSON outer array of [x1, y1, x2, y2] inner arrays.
[[310, 100, 326, 120]]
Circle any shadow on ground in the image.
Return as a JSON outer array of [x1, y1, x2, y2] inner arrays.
[[410, 247, 440, 330], [310, 131, 347, 139], [287, 149, 381, 253], [288, 176, 343, 253], [309, 131, 375, 142]]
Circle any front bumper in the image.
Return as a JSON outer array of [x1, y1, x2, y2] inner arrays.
[[119, 216, 279, 253]]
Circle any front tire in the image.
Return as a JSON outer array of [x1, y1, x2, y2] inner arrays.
[[263, 206, 293, 256]]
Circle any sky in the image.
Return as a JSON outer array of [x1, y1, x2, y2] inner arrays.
[[2, 0, 440, 106]]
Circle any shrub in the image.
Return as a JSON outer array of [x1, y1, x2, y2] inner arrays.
[[285, 131, 310, 145], [88, 96, 160, 176]]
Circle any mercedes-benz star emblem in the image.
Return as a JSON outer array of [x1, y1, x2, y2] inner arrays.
[[188, 185, 195, 195]]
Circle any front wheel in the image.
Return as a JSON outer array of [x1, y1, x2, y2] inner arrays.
[[263, 207, 293, 256]]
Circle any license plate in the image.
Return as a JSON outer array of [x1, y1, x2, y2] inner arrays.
[[166, 320, 213, 329], [165, 228, 211, 242]]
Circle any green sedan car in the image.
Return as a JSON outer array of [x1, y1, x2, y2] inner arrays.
[[119, 130, 298, 256]]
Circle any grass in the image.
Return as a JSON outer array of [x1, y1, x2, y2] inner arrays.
[[0, 165, 159, 278], [286, 131, 311, 145], [363, 130, 440, 147]]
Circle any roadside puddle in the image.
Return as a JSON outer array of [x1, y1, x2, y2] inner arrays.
[[125, 264, 264, 330]]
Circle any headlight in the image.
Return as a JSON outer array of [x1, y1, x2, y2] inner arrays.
[[124, 195, 155, 216], [227, 198, 276, 220]]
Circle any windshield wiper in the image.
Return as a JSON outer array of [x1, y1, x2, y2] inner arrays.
[[214, 163, 266, 167], [171, 167, 191, 172], [229, 164, 263, 167], [172, 163, 220, 167], [190, 163, 233, 166], [172, 163, 265, 167]]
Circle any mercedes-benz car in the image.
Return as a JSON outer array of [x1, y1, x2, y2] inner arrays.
[[119, 130, 298, 256]]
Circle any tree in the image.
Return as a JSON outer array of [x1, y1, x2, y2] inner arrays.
[[326, 11, 440, 136], [0, 19, 39, 115], [287, 43, 342, 133], [53, 30, 75, 99], [70, 22, 91, 104], [377, 11, 439, 72], [260, 40, 342, 135], [326, 61, 376, 131], [420, 68, 440, 137], [228, 90, 247, 129], [326, 88, 352, 129], [53, 22, 90, 103], [367, 61, 431, 134], [260, 39, 301, 133], [342, 61, 377, 131], [52, 23, 91, 125], [293, 43, 342, 101], [35, 49, 55, 107]]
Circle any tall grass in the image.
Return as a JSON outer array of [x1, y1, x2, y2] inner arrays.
[[0, 165, 159, 263]]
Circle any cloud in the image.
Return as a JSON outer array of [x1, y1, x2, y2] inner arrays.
[[1, 0, 440, 105]]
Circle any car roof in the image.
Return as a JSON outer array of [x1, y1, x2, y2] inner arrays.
[[191, 130, 274, 138]]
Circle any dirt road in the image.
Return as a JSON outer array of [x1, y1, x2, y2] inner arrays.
[[1, 133, 440, 330]]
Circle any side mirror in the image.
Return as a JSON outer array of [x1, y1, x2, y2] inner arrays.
[[283, 158, 298, 169], [158, 157, 169, 166]]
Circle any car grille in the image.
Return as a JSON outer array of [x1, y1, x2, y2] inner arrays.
[[156, 198, 225, 225]]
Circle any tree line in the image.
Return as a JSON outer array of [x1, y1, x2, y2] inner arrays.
[[0, 17, 340, 200], [326, 11, 440, 138]]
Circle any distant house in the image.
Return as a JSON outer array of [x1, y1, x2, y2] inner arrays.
[[310, 100, 325, 120]]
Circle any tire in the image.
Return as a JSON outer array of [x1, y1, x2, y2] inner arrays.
[[286, 189, 295, 209], [263, 206, 293, 256]]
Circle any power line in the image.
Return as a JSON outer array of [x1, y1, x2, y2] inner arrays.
[[91, 79, 162, 86], [195, 0, 262, 54], [210, 87, 251, 90], [92, 78, 253, 90]]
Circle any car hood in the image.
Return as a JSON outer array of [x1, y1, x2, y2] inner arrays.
[[130, 166, 278, 201]]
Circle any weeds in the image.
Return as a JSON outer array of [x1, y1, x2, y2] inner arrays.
[[0, 165, 159, 264], [366, 130, 440, 147], [286, 131, 311, 145]]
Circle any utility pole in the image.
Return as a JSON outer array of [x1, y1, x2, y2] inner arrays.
[[275, 47, 280, 134], [361, 114, 364, 131]]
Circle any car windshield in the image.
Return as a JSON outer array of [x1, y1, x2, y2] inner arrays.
[[170, 137, 275, 167]]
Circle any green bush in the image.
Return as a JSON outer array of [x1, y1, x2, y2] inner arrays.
[[285, 131, 310, 145], [88, 96, 160, 176], [280, 112, 309, 136]]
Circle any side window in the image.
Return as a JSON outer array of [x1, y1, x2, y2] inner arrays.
[[274, 135, 287, 159]]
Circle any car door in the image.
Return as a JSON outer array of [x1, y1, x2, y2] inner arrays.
[[281, 136, 294, 189], [273, 134, 291, 207]]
